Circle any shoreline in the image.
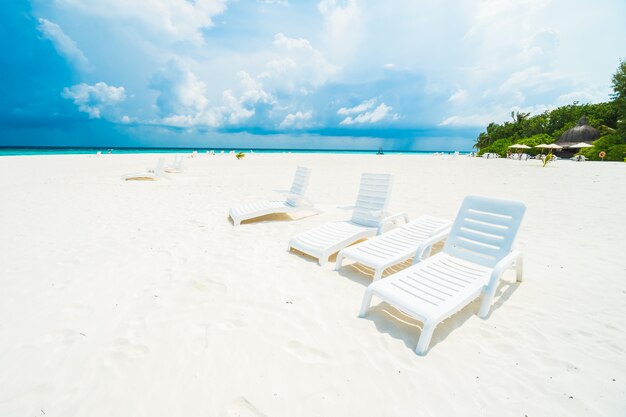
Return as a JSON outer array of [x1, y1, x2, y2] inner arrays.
[[0, 146, 471, 157]]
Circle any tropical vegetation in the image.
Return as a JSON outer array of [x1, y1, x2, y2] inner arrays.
[[473, 60, 626, 161]]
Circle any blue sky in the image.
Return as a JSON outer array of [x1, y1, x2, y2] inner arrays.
[[1, 0, 625, 150]]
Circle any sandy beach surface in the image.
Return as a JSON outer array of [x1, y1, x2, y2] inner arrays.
[[0, 153, 624, 417]]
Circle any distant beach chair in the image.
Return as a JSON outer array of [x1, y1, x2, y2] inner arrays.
[[121, 157, 167, 181], [360, 195, 526, 355], [229, 166, 319, 226], [335, 215, 452, 281], [165, 155, 184, 173], [288, 173, 398, 266]]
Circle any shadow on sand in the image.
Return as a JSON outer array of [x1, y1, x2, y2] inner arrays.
[[357, 272, 523, 354]]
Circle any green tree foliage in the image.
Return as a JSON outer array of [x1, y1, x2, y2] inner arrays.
[[611, 60, 626, 139], [478, 138, 512, 157], [579, 134, 626, 161], [474, 62, 626, 161], [518, 133, 554, 154]]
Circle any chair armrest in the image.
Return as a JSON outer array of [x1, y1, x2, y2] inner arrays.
[[284, 193, 314, 207], [478, 250, 522, 318], [376, 212, 410, 234], [412, 227, 451, 264], [486, 250, 522, 290]]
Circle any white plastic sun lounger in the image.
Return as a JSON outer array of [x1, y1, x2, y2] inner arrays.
[[229, 166, 318, 226], [121, 157, 167, 181], [165, 155, 184, 173], [335, 215, 452, 281], [288, 173, 399, 265], [360, 195, 526, 355]]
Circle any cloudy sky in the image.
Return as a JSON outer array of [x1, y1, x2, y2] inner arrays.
[[1, 0, 625, 150]]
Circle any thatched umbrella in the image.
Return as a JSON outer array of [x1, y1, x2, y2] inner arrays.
[[569, 142, 593, 150], [508, 144, 531, 160], [545, 143, 563, 150], [555, 116, 600, 147]]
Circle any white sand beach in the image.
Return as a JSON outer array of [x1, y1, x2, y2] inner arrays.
[[0, 153, 625, 417]]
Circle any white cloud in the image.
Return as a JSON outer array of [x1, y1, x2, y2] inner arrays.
[[259, 33, 337, 94], [447, 89, 468, 104], [318, 0, 362, 64], [56, 0, 227, 45], [40, 0, 626, 136], [556, 89, 607, 106], [150, 61, 209, 116], [62, 82, 126, 118], [439, 103, 552, 127], [279, 111, 313, 129], [150, 62, 273, 127], [339, 102, 398, 125], [438, 114, 495, 128], [37, 18, 90, 71], [337, 99, 376, 115]]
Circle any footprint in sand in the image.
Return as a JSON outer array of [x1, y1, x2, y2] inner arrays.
[[214, 319, 246, 331], [107, 338, 150, 361], [45, 329, 83, 347], [285, 340, 331, 363], [61, 303, 93, 317], [192, 278, 228, 294], [225, 397, 267, 417]]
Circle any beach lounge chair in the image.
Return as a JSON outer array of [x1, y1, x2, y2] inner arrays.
[[335, 215, 452, 281], [121, 158, 167, 181], [359, 195, 526, 355], [229, 166, 318, 226], [288, 173, 399, 266], [165, 155, 184, 173]]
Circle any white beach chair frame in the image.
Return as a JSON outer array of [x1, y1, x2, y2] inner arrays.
[[335, 215, 452, 281], [229, 166, 319, 226], [288, 173, 399, 265], [121, 157, 167, 181], [359, 195, 526, 355]]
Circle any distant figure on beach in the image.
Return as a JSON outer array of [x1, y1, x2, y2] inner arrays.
[[376, 147, 384, 155]]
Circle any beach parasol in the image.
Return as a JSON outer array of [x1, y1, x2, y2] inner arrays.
[[534, 144, 549, 156], [568, 142, 593, 149], [544, 143, 563, 150], [508, 144, 531, 160]]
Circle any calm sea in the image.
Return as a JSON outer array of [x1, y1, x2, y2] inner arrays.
[[0, 147, 466, 156]]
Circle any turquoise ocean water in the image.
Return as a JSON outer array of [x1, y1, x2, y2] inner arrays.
[[0, 147, 466, 156]]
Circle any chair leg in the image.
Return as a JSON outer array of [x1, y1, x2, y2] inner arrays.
[[359, 289, 373, 317], [373, 268, 383, 281], [415, 320, 436, 355], [478, 286, 497, 319], [515, 253, 524, 282], [318, 251, 330, 266], [334, 252, 345, 271]]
